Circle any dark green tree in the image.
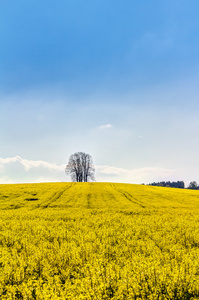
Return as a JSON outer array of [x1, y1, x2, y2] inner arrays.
[[188, 181, 198, 190]]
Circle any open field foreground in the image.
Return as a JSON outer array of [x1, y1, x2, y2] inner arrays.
[[0, 182, 199, 300]]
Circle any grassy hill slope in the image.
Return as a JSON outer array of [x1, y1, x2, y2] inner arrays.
[[0, 182, 199, 299]]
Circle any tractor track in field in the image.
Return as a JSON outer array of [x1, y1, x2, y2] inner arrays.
[[111, 183, 146, 208], [86, 193, 92, 209], [41, 183, 75, 208]]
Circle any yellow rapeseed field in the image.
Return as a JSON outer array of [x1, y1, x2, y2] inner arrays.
[[0, 182, 198, 299]]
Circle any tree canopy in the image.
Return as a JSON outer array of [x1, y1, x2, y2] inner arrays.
[[188, 181, 198, 190], [65, 152, 95, 182], [149, 181, 185, 189]]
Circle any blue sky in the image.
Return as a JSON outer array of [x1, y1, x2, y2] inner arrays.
[[0, 0, 199, 184]]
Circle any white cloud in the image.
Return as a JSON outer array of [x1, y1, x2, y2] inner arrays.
[[99, 124, 113, 129], [95, 165, 177, 184], [0, 156, 65, 172], [0, 156, 184, 185], [0, 156, 67, 184]]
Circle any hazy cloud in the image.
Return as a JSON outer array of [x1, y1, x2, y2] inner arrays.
[[0, 156, 65, 171], [96, 165, 177, 184], [0, 156, 183, 185], [99, 124, 113, 129], [0, 156, 66, 183]]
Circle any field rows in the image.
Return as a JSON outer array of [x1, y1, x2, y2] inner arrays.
[[0, 183, 198, 299], [1, 182, 199, 211]]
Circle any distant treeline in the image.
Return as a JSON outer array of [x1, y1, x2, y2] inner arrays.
[[148, 181, 199, 190], [149, 181, 185, 188]]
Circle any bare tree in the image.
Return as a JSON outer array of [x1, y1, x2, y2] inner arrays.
[[65, 152, 95, 182]]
